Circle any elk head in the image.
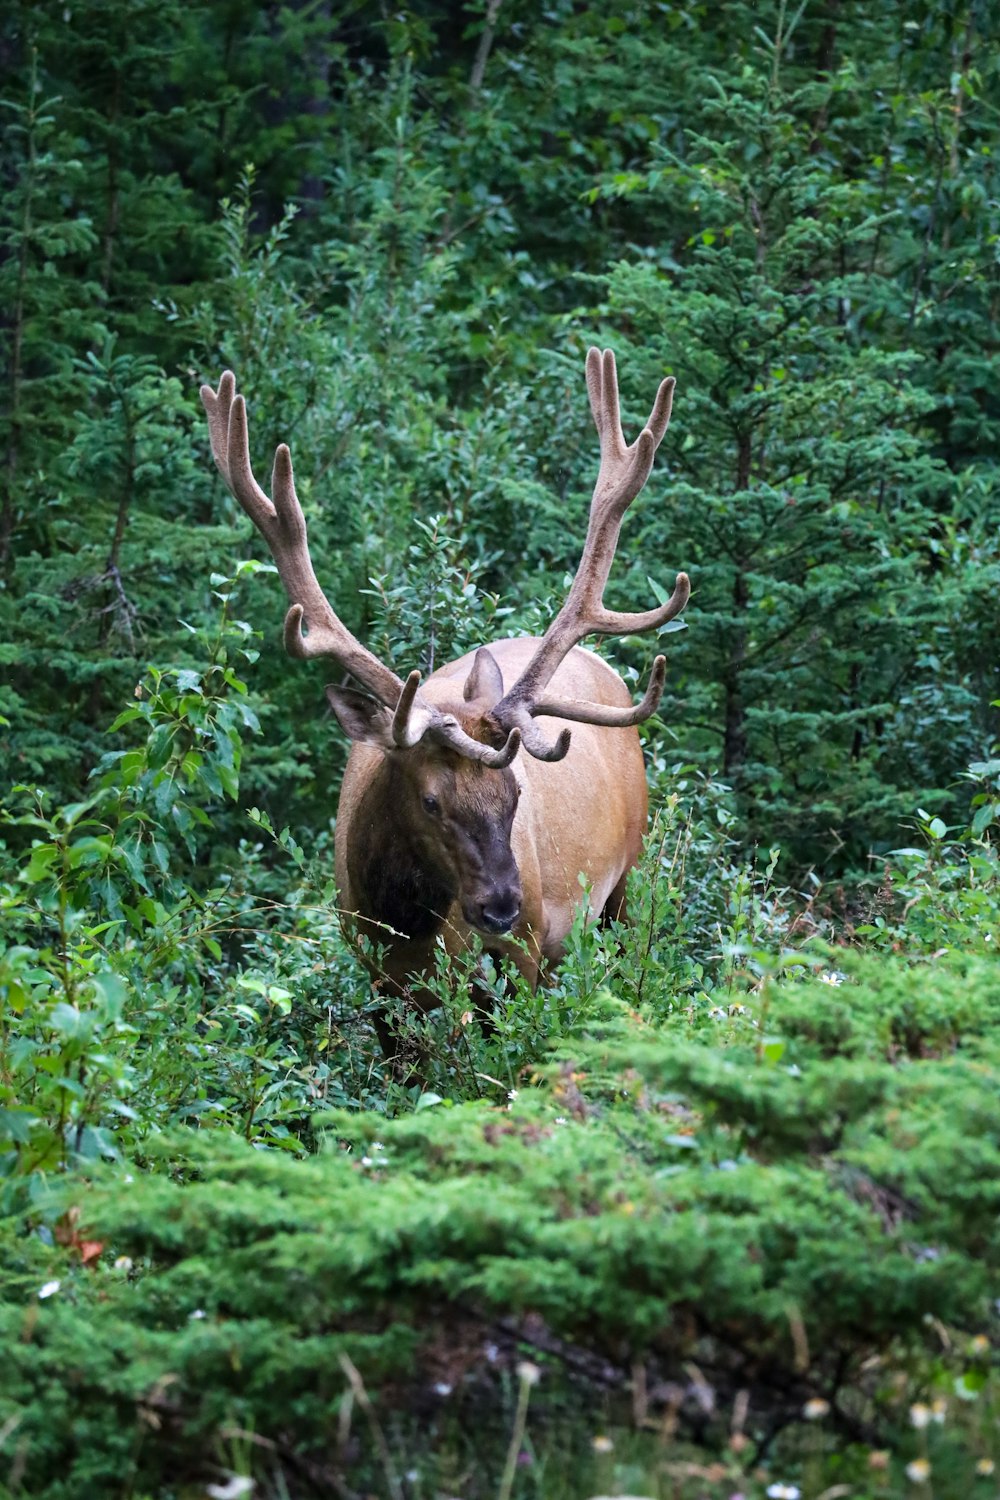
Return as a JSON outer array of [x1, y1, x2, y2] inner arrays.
[[324, 647, 523, 937]]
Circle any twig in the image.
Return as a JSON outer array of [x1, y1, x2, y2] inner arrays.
[[337, 1354, 403, 1500], [469, 0, 503, 94], [497, 1362, 537, 1500]]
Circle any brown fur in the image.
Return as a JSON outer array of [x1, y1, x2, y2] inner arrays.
[[334, 637, 648, 1006]]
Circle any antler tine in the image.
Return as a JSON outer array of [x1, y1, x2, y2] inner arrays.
[[386, 671, 519, 765], [496, 709, 572, 763], [534, 654, 667, 727], [227, 392, 282, 533], [391, 670, 437, 749], [440, 722, 521, 769], [202, 369, 233, 482], [587, 347, 674, 513], [491, 348, 688, 760]]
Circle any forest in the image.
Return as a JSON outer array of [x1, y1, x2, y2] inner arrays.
[[1, 0, 999, 1495]]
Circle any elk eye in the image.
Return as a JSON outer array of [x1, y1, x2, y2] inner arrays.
[[422, 794, 440, 816]]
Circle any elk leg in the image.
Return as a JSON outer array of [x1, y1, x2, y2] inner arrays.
[[601, 869, 631, 926], [369, 985, 432, 1086]]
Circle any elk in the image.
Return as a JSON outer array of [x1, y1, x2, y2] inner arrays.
[[201, 350, 690, 1056]]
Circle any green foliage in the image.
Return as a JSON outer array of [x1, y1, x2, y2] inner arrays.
[[3, 0, 998, 861], [3, 940, 1000, 1495], [0, 584, 386, 1214], [1, 631, 999, 1490], [593, 62, 989, 860], [2, 3, 1000, 1495]]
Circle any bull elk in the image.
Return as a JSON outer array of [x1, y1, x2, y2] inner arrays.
[[201, 350, 690, 1057]]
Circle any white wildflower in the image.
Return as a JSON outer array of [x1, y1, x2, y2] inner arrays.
[[909, 1401, 932, 1429], [766, 1484, 801, 1499], [516, 1360, 541, 1386], [905, 1458, 931, 1483], [802, 1397, 830, 1420], [38, 1280, 61, 1300], [206, 1479, 254, 1500]]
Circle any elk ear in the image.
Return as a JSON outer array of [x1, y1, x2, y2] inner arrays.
[[463, 646, 504, 706], [325, 686, 395, 747]]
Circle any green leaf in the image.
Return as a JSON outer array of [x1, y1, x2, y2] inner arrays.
[[146, 724, 175, 770], [24, 845, 59, 883], [217, 761, 240, 800], [0, 1107, 36, 1144], [108, 707, 145, 732], [415, 1092, 445, 1111], [971, 802, 996, 835], [48, 1003, 91, 1040], [267, 986, 293, 1015]]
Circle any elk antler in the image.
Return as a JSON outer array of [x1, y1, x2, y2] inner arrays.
[[390, 668, 521, 766], [491, 348, 690, 761], [201, 372, 402, 701], [200, 372, 519, 769]]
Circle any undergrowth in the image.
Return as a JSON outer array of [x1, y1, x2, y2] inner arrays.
[[1, 582, 999, 1498]]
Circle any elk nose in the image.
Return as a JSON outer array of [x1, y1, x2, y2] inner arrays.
[[479, 897, 521, 935]]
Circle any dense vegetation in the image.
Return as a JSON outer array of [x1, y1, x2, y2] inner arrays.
[[1, 1, 999, 1495]]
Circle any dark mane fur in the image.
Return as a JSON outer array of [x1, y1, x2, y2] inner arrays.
[[349, 762, 456, 942]]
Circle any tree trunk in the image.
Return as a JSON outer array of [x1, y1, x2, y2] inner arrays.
[[1, 48, 38, 575], [723, 433, 753, 781]]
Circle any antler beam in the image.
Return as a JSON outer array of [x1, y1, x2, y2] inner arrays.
[[201, 372, 405, 708], [391, 669, 520, 767]]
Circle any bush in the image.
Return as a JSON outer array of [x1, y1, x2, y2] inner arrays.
[[3, 938, 1000, 1495]]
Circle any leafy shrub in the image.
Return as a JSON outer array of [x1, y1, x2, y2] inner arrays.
[[3, 942, 1000, 1496]]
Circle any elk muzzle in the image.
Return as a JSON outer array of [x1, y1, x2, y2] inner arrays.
[[464, 870, 522, 936]]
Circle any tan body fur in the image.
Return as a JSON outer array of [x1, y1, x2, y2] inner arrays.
[[335, 638, 647, 998]]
